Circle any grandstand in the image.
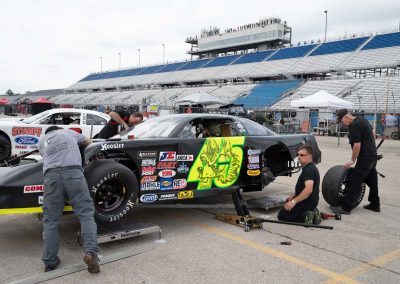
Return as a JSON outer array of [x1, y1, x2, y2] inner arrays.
[[2, 21, 400, 118]]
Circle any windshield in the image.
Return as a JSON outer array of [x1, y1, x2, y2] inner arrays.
[[119, 117, 181, 138], [22, 110, 51, 124]]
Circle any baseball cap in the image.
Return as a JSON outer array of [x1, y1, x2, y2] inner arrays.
[[336, 109, 349, 123]]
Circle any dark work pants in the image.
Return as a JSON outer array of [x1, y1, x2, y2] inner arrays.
[[342, 156, 379, 212], [278, 204, 310, 223]]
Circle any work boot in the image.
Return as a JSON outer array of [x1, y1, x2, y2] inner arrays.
[[84, 251, 100, 273], [45, 256, 60, 272], [330, 205, 350, 215], [363, 203, 381, 212], [304, 210, 314, 224], [313, 208, 322, 225]]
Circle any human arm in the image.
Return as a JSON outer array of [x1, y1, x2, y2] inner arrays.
[[109, 111, 129, 130], [284, 180, 313, 211], [345, 142, 360, 169]]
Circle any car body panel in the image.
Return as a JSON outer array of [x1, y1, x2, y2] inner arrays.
[[0, 108, 110, 159]]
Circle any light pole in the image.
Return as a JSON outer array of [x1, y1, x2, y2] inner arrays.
[[118, 52, 121, 69], [162, 43, 165, 64], [100, 56, 103, 73], [138, 48, 141, 67], [324, 10, 328, 42]]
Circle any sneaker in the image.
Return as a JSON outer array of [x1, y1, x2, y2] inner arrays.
[[304, 210, 314, 224], [45, 256, 60, 272], [363, 203, 381, 212], [330, 205, 350, 215], [313, 208, 322, 225], [84, 252, 100, 273]]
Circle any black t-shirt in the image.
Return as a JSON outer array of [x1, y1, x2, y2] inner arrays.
[[98, 109, 130, 139], [294, 163, 320, 209], [348, 117, 376, 157]]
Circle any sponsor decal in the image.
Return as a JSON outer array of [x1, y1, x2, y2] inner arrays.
[[38, 196, 43, 205], [141, 166, 156, 176], [15, 145, 28, 149], [137, 151, 157, 159], [176, 154, 194, 161], [141, 159, 156, 166], [288, 157, 301, 168], [160, 178, 173, 190], [30, 145, 38, 149], [141, 175, 157, 183], [177, 162, 189, 174], [100, 143, 124, 151], [158, 169, 176, 178], [248, 155, 260, 164], [141, 182, 160, 191], [188, 137, 245, 190], [140, 194, 158, 203], [24, 185, 44, 193], [248, 149, 261, 155], [157, 162, 177, 169], [173, 179, 187, 190], [247, 163, 260, 170], [178, 190, 194, 199], [12, 127, 42, 137], [15, 136, 39, 145], [247, 169, 261, 176], [158, 193, 177, 201], [159, 151, 176, 161]]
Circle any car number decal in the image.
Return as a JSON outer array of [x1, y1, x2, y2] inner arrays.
[[187, 137, 245, 190]]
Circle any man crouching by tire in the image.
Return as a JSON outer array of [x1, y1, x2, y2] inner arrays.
[[278, 145, 321, 225], [39, 126, 100, 273]]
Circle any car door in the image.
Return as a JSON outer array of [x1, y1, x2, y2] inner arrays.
[[82, 112, 109, 138]]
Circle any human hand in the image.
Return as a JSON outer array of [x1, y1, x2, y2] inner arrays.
[[344, 160, 355, 169], [286, 196, 293, 202], [123, 123, 129, 130], [284, 200, 295, 211]]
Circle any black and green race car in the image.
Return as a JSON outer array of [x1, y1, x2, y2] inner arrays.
[[0, 114, 321, 223]]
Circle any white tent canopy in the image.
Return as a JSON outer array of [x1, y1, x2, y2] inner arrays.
[[290, 90, 354, 109], [175, 91, 223, 105]]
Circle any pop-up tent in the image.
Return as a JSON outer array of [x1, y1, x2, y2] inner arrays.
[[175, 91, 223, 105], [290, 90, 354, 109], [0, 97, 9, 105]]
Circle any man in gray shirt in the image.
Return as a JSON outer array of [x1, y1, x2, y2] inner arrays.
[[39, 126, 100, 273]]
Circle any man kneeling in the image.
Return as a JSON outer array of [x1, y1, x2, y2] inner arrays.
[[278, 145, 321, 225]]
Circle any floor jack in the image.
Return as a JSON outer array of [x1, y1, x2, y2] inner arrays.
[[216, 189, 334, 232]]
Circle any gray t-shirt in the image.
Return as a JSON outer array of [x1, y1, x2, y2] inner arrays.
[[39, 129, 86, 174]]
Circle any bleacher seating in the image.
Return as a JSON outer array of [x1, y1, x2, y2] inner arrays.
[[233, 80, 301, 108]]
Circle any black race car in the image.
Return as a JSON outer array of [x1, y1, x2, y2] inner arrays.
[[0, 114, 321, 223]]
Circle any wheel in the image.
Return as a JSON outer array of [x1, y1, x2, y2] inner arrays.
[[322, 165, 366, 209], [84, 160, 139, 223], [0, 135, 11, 161], [319, 130, 325, 136], [391, 131, 399, 140]]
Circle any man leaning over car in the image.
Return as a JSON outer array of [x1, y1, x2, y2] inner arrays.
[[39, 126, 100, 273]]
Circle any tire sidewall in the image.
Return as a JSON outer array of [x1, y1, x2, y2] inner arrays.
[[322, 165, 366, 209], [84, 160, 138, 223]]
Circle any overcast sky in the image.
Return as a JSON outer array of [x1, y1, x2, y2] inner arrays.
[[1, 0, 399, 94]]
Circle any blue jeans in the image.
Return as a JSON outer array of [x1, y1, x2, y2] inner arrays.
[[42, 167, 99, 267]]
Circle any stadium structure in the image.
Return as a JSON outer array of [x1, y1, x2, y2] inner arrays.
[[2, 18, 400, 127]]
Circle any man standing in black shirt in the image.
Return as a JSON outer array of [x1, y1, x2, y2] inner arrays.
[[278, 145, 321, 224], [331, 109, 380, 215], [98, 110, 143, 139]]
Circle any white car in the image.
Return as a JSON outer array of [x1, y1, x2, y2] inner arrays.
[[0, 108, 110, 161]]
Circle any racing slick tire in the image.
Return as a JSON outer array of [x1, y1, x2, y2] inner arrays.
[[84, 160, 138, 223], [322, 165, 366, 209], [0, 135, 11, 162]]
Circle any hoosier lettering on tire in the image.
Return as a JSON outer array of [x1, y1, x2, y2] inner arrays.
[[84, 160, 139, 223], [322, 165, 366, 209]]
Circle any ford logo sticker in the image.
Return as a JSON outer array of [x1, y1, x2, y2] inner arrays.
[[15, 136, 39, 145], [139, 194, 158, 203]]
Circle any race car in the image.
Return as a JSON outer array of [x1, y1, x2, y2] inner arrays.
[[0, 113, 321, 223], [0, 108, 110, 161]]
